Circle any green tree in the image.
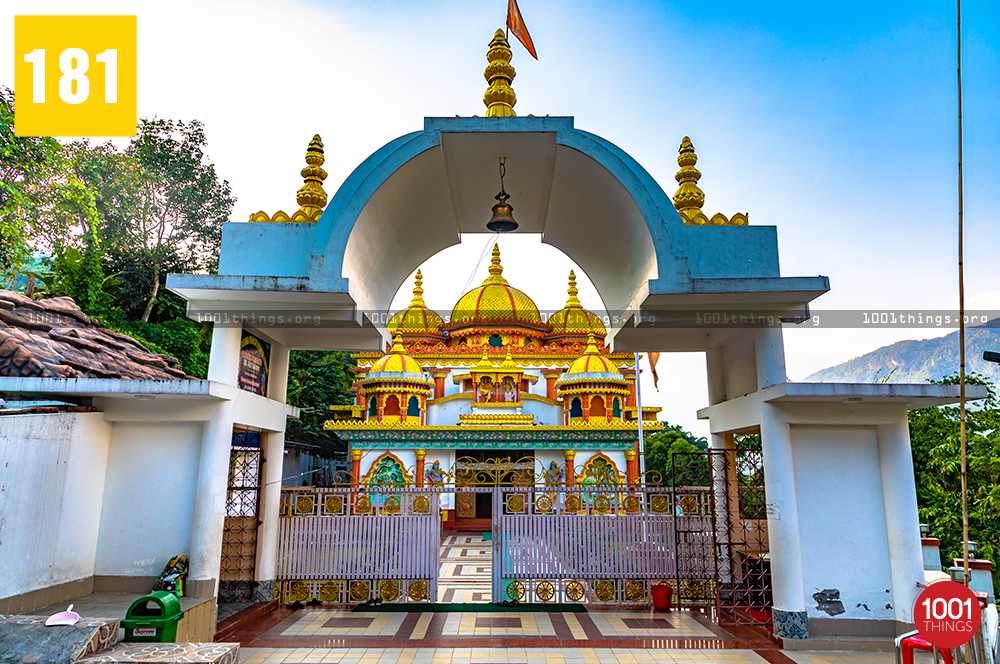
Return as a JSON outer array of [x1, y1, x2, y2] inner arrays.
[[0, 87, 62, 287], [124, 118, 235, 321], [643, 424, 710, 487], [909, 373, 1000, 588], [284, 351, 357, 458]]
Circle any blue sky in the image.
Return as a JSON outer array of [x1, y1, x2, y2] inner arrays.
[[2, 0, 998, 434]]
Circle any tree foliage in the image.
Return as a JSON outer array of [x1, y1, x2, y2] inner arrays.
[[124, 118, 234, 320], [284, 351, 357, 458], [909, 372, 1000, 588], [0, 87, 61, 286], [643, 424, 710, 487]]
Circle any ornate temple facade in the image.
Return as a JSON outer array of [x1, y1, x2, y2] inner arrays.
[[324, 245, 663, 527]]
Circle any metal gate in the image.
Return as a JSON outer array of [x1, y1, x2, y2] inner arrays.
[[672, 439, 771, 626], [276, 486, 440, 604], [219, 430, 263, 601], [492, 486, 683, 605]]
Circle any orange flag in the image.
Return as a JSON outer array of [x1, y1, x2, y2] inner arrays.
[[648, 352, 660, 391], [507, 0, 537, 59]]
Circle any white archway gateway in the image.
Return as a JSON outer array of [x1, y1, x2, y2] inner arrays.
[[166, 115, 978, 642], [168, 115, 828, 353]]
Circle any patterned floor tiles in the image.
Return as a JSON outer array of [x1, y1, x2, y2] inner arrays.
[[237, 647, 776, 664], [783, 653, 935, 664], [438, 535, 492, 603]]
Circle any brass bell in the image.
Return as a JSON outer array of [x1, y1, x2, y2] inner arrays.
[[486, 157, 519, 232], [487, 191, 518, 233]]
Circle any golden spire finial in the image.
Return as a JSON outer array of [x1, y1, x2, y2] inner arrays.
[[483, 29, 517, 117], [295, 134, 328, 221], [565, 270, 582, 308], [499, 347, 522, 372], [584, 333, 599, 355], [476, 347, 495, 370], [409, 270, 426, 307], [247, 133, 330, 223], [483, 243, 509, 285], [672, 136, 705, 219], [671, 136, 749, 226], [390, 334, 406, 354]]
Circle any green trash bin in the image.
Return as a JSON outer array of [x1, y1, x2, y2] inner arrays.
[[121, 591, 185, 642]]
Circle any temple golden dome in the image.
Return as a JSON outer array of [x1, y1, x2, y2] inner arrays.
[[546, 270, 607, 338], [563, 334, 621, 376], [366, 336, 427, 377], [447, 244, 546, 331], [387, 271, 444, 337]]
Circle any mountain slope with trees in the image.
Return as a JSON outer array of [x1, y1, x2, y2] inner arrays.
[[804, 322, 1000, 384]]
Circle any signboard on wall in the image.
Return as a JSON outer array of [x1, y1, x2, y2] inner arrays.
[[238, 330, 270, 396]]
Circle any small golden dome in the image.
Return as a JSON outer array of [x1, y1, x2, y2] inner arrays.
[[564, 334, 620, 376], [388, 271, 444, 336], [368, 336, 426, 376], [547, 270, 607, 338], [448, 244, 546, 330]]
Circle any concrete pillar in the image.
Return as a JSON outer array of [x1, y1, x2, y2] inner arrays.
[[431, 373, 447, 399], [706, 347, 726, 405], [350, 449, 362, 486], [543, 372, 560, 400], [267, 342, 290, 403], [207, 324, 243, 386], [876, 421, 925, 625], [759, 403, 808, 639], [415, 449, 426, 488], [188, 399, 235, 599], [625, 449, 638, 485], [254, 430, 285, 602], [754, 327, 786, 390], [921, 538, 942, 571], [564, 450, 576, 488]]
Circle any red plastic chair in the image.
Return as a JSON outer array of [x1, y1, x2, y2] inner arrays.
[[896, 631, 953, 664]]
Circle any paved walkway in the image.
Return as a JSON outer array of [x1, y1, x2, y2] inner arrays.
[[237, 648, 912, 664], [226, 606, 786, 653], [439, 535, 492, 603]]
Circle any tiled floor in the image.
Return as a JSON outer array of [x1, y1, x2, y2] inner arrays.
[[225, 605, 759, 651], [237, 646, 776, 664], [30, 592, 212, 620], [439, 535, 492, 603], [237, 651, 935, 664]]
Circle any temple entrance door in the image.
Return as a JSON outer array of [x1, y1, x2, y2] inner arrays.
[[453, 449, 534, 529]]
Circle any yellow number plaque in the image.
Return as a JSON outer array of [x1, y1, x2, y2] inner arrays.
[[14, 15, 137, 137]]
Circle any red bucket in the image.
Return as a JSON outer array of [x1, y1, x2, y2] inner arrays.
[[651, 584, 673, 613]]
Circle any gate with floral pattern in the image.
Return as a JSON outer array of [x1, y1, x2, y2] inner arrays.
[[276, 486, 440, 604], [492, 486, 688, 605]]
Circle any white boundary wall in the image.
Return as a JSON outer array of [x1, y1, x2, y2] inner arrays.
[[0, 412, 111, 599]]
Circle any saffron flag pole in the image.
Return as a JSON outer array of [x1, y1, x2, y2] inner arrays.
[[507, 0, 537, 59]]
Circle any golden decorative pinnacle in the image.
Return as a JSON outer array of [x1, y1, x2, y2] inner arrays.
[[565, 270, 581, 308], [476, 347, 496, 370], [483, 29, 517, 117], [410, 270, 426, 307], [294, 134, 328, 221], [483, 243, 509, 285], [248, 134, 329, 223], [672, 137, 705, 218], [671, 137, 748, 226]]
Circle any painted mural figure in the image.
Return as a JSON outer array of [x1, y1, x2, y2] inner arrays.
[[369, 455, 408, 488], [545, 460, 565, 485], [425, 460, 445, 486]]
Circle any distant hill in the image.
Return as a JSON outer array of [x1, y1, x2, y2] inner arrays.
[[803, 321, 1000, 385]]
